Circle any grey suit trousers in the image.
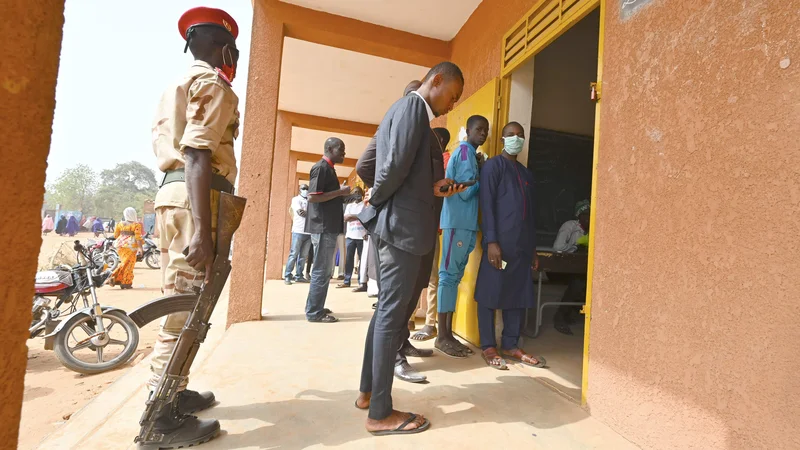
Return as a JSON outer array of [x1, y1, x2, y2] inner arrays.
[[359, 235, 422, 420], [395, 246, 437, 365]]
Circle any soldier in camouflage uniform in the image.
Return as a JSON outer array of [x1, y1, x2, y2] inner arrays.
[[145, 7, 240, 447]]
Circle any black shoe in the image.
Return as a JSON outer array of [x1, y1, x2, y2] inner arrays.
[[177, 389, 216, 415], [323, 308, 333, 314], [308, 314, 338, 323], [372, 302, 377, 309], [137, 403, 220, 449], [401, 343, 434, 358], [554, 323, 574, 335], [284, 278, 293, 285], [294, 276, 310, 283], [394, 361, 427, 383], [337, 275, 345, 280], [352, 284, 367, 293]]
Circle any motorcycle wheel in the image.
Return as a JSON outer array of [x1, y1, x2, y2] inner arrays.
[[145, 250, 160, 270], [53, 310, 139, 375], [104, 252, 120, 272]]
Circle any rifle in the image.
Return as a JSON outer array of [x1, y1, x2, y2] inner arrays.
[[135, 192, 246, 446]]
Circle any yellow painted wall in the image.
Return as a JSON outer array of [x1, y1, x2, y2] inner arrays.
[[445, 78, 501, 158], [445, 78, 499, 346]]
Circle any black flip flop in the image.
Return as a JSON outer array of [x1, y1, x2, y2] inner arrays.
[[369, 414, 430, 436], [308, 314, 338, 323]]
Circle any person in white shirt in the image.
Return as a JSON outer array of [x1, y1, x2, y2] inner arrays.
[[338, 187, 366, 287], [284, 185, 312, 284], [553, 199, 591, 335], [553, 200, 590, 253]]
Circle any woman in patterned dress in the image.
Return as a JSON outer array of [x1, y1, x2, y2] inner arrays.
[[110, 207, 144, 289]]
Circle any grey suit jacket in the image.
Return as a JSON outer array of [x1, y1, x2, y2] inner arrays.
[[358, 95, 434, 256]]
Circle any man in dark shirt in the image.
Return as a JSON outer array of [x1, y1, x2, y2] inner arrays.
[[305, 137, 351, 323]]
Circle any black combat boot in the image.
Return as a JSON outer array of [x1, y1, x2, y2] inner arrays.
[[137, 402, 220, 449], [177, 389, 216, 415]]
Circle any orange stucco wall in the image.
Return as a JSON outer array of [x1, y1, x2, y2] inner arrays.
[[588, 1, 800, 448], [449, 0, 541, 101], [449, 0, 800, 448], [1, 0, 65, 446]]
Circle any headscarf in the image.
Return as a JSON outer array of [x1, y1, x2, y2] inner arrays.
[[56, 215, 67, 233], [123, 207, 138, 223], [65, 216, 80, 235], [575, 200, 591, 217], [42, 215, 54, 231]]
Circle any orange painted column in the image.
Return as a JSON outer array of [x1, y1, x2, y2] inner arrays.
[[264, 111, 292, 280], [0, 0, 65, 445], [282, 153, 299, 265], [228, 0, 284, 325]]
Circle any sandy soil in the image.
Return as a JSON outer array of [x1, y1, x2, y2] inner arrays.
[[19, 232, 163, 450]]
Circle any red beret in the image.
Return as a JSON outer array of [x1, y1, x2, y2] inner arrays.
[[178, 7, 239, 40]]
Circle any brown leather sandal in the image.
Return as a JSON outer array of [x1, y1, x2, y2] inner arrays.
[[501, 348, 546, 368], [481, 348, 508, 370]]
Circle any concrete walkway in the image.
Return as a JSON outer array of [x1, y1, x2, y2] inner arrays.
[[40, 280, 637, 449]]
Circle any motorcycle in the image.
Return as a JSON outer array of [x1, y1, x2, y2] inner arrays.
[[87, 234, 120, 272], [136, 232, 160, 270], [31, 240, 139, 374]]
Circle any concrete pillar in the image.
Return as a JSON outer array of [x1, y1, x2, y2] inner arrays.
[[228, 0, 284, 325], [264, 111, 292, 280], [1, 0, 65, 445], [282, 154, 299, 264]]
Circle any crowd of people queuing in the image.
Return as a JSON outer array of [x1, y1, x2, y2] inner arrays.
[[128, 6, 593, 445], [282, 65, 593, 433]]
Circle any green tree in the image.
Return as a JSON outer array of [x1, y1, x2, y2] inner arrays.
[[94, 161, 158, 218], [47, 164, 97, 212]]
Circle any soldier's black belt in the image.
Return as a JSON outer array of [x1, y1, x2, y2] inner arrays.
[[161, 168, 234, 194]]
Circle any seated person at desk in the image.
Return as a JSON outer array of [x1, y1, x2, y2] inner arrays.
[[552, 200, 590, 335], [474, 122, 546, 370]]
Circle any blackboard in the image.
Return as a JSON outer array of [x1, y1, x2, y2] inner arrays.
[[526, 128, 593, 247]]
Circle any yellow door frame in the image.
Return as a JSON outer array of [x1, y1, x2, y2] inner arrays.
[[497, 0, 605, 408]]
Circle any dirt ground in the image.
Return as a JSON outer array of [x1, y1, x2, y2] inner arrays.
[[19, 232, 163, 450]]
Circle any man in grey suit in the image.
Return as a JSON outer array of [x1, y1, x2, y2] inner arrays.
[[355, 62, 465, 436]]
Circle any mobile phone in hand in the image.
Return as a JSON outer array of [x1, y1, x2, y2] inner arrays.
[[439, 179, 477, 193]]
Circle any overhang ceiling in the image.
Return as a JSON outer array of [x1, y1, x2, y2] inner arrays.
[[278, 38, 430, 125], [296, 160, 354, 178], [280, 0, 482, 40], [291, 127, 372, 159]]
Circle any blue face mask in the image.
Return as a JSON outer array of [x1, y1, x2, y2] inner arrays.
[[503, 136, 525, 155]]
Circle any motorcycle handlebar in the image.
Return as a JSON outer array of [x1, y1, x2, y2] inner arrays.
[[73, 240, 96, 268]]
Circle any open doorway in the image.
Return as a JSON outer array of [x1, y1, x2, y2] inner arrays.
[[507, 7, 601, 403]]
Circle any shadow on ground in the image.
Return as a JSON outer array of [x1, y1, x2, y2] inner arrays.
[[207, 375, 589, 448]]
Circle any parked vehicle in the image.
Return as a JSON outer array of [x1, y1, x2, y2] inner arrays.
[[87, 235, 120, 272], [31, 240, 139, 374], [137, 232, 160, 270]]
